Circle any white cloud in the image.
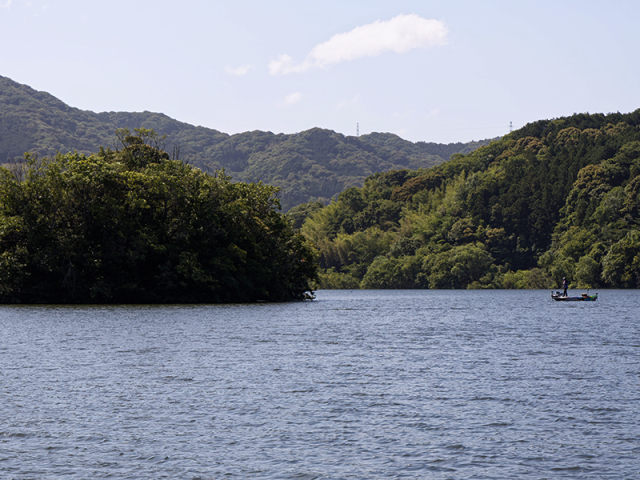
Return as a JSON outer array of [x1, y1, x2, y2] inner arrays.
[[269, 14, 448, 75], [284, 92, 303, 106], [268, 55, 303, 75], [224, 64, 253, 76], [1, 0, 13, 8], [335, 95, 360, 110]]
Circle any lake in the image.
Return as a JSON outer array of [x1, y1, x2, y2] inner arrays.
[[1, 289, 639, 479]]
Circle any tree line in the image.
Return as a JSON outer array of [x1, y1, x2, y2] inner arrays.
[[1, 75, 494, 210], [0, 129, 318, 303], [293, 110, 640, 289]]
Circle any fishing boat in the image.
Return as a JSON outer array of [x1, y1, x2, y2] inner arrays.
[[551, 291, 598, 302]]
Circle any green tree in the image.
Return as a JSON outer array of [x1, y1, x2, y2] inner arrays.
[[361, 255, 424, 289], [601, 230, 640, 287], [575, 255, 600, 288], [422, 244, 495, 289], [0, 131, 318, 303]]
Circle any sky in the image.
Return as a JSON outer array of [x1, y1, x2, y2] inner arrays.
[[1, 0, 639, 143]]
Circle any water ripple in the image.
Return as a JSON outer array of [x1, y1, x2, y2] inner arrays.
[[0, 290, 639, 478]]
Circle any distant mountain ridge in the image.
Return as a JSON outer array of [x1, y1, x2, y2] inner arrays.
[[0, 75, 496, 209]]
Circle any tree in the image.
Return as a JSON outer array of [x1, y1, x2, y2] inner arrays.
[[0, 130, 318, 303], [300, 110, 640, 289], [601, 231, 640, 287]]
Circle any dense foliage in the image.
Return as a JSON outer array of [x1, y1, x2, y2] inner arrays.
[[0, 129, 318, 303], [1, 75, 493, 210], [302, 111, 640, 289]]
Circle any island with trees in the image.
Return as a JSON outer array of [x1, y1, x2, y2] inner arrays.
[[0, 129, 318, 303]]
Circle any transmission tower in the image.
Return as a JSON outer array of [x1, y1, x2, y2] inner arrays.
[[357, 123, 359, 137]]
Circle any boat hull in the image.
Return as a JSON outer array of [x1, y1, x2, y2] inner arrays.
[[551, 292, 598, 302]]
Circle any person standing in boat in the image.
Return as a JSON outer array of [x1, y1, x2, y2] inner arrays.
[[562, 277, 568, 297]]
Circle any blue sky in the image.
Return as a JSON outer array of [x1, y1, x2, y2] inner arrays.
[[1, 0, 639, 143]]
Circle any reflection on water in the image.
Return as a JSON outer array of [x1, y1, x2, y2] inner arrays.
[[1, 290, 639, 478]]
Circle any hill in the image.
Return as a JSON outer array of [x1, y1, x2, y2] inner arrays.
[[0, 75, 495, 210], [300, 110, 640, 289]]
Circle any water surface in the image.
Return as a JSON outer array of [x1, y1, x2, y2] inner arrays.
[[1, 290, 639, 478]]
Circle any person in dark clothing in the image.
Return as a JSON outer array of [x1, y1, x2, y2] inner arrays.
[[562, 277, 568, 297]]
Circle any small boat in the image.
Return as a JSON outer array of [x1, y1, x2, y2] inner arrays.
[[551, 291, 598, 302]]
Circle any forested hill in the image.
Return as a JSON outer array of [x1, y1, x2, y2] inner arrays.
[[299, 109, 640, 290], [0, 75, 494, 210]]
